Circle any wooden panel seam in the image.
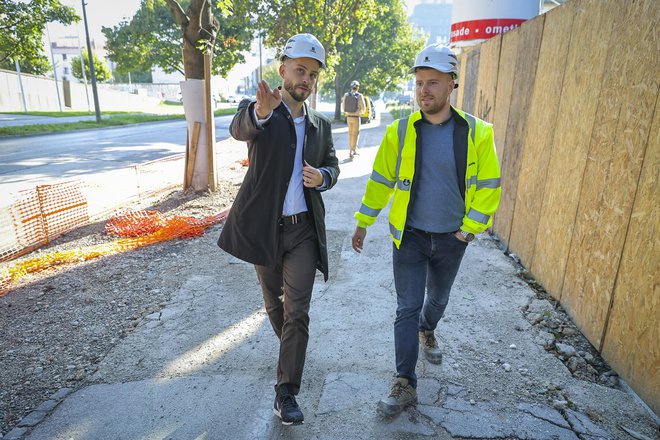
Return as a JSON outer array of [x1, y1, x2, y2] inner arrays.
[[599, 91, 659, 350], [501, 15, 546, 252]]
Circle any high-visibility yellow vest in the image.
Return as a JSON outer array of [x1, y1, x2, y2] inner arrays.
[[355, 107, 501, 248]]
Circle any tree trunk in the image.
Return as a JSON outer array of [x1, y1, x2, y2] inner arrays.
[[165, 0, 218, 80], [334, 76, 343, 120], [165, 0, 219, 191]]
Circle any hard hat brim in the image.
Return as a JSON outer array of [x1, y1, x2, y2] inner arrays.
[[280, 53, 325, 68], [409, 64, 456, 75]]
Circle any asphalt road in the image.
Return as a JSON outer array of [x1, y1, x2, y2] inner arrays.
[[0, 115, 234, 195]]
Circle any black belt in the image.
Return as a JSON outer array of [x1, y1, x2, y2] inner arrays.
[[408, 226, 454, 236], [279, 212, 309, 226]]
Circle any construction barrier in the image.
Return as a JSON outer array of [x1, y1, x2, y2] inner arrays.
[[0, 181, 89, 262], [1, 154, 186, 263], [453, 0, 658, 413], [0, 208, 229, 295]]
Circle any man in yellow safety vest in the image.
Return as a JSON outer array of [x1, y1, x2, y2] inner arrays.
[[351, 43, 501, 417]]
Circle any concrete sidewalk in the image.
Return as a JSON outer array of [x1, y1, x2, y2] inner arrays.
[[9, 113, 658, 440]]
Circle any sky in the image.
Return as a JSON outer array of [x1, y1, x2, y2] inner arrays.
[[49, 0, 424, 43], [48, 0, 143, 43]]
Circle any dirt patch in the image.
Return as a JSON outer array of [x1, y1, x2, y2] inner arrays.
[[494, 237, 620, 393], [0, 182, 238, 435]]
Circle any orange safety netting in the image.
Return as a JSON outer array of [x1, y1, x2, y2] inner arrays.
[[0, 208, 229, 296], [1, 181, 89, 262]]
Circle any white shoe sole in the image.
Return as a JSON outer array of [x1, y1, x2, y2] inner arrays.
[[273, 408, 304, 425]]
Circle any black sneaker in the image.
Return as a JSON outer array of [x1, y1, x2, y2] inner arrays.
[[273, 385, 304, 425]]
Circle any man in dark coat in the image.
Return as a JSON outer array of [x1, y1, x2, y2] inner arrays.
[[218, 33, 339, 426]]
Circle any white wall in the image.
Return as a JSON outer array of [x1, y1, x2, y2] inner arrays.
[[0, 69, 160, 112]]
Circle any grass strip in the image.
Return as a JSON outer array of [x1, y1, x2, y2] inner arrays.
[[0, 110, 131, 117], [0, 108, 236, 137], [388, 104, 413, 119], [0, 114, 185, 136]]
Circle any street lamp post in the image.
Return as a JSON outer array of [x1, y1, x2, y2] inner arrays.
[[81, 0, 101, 122], [76, 24, 91, 111], [45, 24, 63, 112], [258, 33, 263, 82], [15, 60, 28, 112]]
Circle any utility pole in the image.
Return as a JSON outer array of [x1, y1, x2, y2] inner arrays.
[[76, 24, 91, 111], [258, 34, 263, 82], [81, 0, 101, 122], [45, 24, 63, 112], [15, 60, 28, 112]]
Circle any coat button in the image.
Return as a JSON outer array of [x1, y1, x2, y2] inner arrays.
[[290, 143, 295, 149]]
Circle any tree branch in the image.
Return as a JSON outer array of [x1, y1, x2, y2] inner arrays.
[[164, 0, 189, 27], [0, 51, 15, 64]]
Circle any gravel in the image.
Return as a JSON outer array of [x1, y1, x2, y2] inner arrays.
[[0, 182, 238, 435]]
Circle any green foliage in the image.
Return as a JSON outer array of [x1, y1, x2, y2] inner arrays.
[[388, 103, 412, 119], [330, 0, 425, 103], [0, 113, 186, 137], [257, 0, 379, 71], [257, 0, 423, 117], [0, 57, 51, 76], [261, 62, 281, 89], [70, 51, 112, 83], [113, 70, 153, 84], [103, 0, 254, 77], [0, 0, 79, 75]]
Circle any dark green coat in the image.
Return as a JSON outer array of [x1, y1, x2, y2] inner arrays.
[[218, 99, 340, 281]]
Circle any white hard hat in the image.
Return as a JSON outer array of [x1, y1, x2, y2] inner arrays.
[[411, 44, 459, 88], [280, 33, 326, 68]]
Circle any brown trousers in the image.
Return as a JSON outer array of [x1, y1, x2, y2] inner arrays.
[[347, 115, 361, 153], [254, 220, 318, 395]]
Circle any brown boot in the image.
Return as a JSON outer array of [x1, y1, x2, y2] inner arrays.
[[377, 377, 417, 417], [419, 330, 443, 364]]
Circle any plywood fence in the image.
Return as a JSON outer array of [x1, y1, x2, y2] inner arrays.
[[454, 0, 658, 414]]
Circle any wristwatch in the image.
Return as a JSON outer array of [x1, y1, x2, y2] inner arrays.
[[459, 230, 475, 242]]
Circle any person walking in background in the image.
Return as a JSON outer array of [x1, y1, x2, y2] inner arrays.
[[342, 80, 366, 160], [351, 44, 501, 417], [218, 33, 340, 426]]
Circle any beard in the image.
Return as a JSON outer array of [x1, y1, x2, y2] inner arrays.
[[283, 78, 311, 102], [418, 96, 449, 115]]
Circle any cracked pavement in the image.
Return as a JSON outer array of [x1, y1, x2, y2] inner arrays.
[[5, 113, 658, 440]]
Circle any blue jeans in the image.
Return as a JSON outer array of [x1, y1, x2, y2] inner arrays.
[[392, 226, 467, 388]]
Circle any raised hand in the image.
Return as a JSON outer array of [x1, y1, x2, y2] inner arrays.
[[255, 79, 282, 119]]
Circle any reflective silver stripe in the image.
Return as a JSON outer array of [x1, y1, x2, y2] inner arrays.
[[467, 175, 477, 188], [359, 204, 381, 217], [389, 223, 402, 240], [477, 178, 501, 189], [395, 117, 409, 181], [467, 208, 490, 225], [397, 179, 411, 191], [463, 113, 476, 143], [370, 170, 395, 188]]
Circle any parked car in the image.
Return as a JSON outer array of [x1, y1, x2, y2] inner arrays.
[[360, 97, 378, 124], [177, 91, 220, 108], [226, 94, 252, 104]]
